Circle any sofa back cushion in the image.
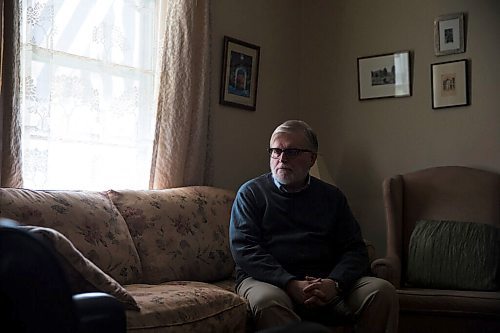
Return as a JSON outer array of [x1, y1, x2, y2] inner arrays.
[[107, 186, 235, 284], [0, 188, 142, 285]]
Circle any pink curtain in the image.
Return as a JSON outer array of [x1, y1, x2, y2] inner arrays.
[[0, 0, 23, 188], [149, 0, 212, 189]]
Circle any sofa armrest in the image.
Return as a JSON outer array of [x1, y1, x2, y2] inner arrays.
[[371, 256, 401, 288]]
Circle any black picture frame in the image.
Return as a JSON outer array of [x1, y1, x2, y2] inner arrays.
[[219, 36, 260, 111], [431, 59, 469, 109], [357, 51, 411, 100]]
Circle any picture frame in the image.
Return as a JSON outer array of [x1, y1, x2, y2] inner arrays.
[[220, 36, 260, 111], [357, 51, 411, 100], [431, 59, 469, 109], [434, 13, 465, 56]]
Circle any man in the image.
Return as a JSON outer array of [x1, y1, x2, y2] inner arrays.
[[229, 120, 398, 332]]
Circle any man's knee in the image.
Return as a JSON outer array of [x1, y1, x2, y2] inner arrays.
[[346, 277, 397, 313], [355, 277, 398, 322], [238, 278, 295, 314], [353, 277, 399, 333], [249, 286, 294, 315], [371, 278, 397, 305], [373, 276, 395, 291], [253, 300, 300, 330], [237, 278, 299, 329]]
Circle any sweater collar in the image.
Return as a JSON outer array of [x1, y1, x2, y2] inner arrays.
[[272, 174, 311, 193]]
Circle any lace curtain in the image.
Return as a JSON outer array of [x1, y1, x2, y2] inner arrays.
[[1, 0, 211, 190], [18, 0, 162, 190]]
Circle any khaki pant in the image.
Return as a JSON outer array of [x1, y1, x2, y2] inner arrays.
[[237, 276, 398, 333]]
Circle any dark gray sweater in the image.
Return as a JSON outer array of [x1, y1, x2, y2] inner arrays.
[[229, 173, 369, 292]]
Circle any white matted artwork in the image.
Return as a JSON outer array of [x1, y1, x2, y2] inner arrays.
[[434, 13, 465, 56], [357, 51, 411, 100], [431, 59, 469, 109]]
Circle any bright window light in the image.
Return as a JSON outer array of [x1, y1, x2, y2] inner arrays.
[[19, 0, 163, 190]]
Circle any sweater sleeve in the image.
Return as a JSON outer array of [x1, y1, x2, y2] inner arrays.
[[327, 193, 370, 291], [229, 185, 296, 288]]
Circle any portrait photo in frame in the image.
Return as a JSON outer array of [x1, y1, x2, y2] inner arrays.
[[220, 36, 260, 111], [357, 51, 411, 100], [434, 13, 465, 56], [431, 59, 469, 109]]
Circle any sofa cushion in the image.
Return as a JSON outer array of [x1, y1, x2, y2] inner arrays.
[[0, 188, 142, 284], [407, 219, 500, 290], [107, 186, 235, 284], [125, 281, 247, 332], [21, 226, 139, 310]]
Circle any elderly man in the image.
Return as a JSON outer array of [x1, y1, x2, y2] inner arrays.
[[230, 120, 398, 332]]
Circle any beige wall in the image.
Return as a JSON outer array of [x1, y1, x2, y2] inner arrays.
[[300, 0, 500, 252], [210, 0, 301, 190], [211, 0, 500, 253]]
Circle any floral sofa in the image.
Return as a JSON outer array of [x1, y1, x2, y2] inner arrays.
[[0, 186, 247, 332]]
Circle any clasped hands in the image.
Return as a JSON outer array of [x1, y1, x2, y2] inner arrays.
[[286, 276, 338, 307]]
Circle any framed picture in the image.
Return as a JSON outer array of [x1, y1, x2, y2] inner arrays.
[[357, 51, 411, 100], [431, 59, 469, 109], [434, 13, 465, 56], [220, 36, 260, 111]]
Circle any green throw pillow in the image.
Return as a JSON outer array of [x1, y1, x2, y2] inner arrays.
[[407, 220, 500, 291]]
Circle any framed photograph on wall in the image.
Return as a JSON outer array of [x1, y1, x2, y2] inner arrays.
[[434, 13, 465, 56], [357, 51, 411, 100], [431, 59, 469, 109], [220, 36, 260, 111]]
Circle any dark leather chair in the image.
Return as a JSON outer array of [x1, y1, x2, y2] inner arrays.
[[257, 321, 331, 333], [372, 166, 500, 333], [0, 218, 126, 333]]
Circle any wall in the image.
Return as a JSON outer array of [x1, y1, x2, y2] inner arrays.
[[210, 0, 301, 191], [300, 0, 500, 252], [210, 0, 500, 253]]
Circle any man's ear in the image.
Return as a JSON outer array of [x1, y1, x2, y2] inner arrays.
[[309, 153, 318, 168]]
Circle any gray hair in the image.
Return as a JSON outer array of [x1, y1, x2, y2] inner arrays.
[[270, 120, 318, 152]]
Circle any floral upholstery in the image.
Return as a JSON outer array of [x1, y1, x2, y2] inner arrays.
[[0, 188, 141, 285], [125, 281, 247, 332], [107, 186, 236, 284], [0, 185, 248, 332], [212, 279, 238, 293], [20, 225, 140, 311]]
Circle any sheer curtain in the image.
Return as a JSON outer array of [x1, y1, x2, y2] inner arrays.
[[18, 0, 162, 190], [1, 0, 211, 190], [149, 0, 211, 189]]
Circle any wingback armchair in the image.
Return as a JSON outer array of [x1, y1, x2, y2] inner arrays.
[[371, 166, 500, 333]]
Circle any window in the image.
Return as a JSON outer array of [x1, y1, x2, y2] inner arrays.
[[19, 0, 164, 190]]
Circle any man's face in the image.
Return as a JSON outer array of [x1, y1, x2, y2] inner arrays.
[[270, 132, 317, 190]]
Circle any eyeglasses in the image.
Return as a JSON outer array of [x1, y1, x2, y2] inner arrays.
[[268, 148, 313, 159]]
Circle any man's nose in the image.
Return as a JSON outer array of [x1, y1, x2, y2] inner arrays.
[[278, 153, 289, 162]]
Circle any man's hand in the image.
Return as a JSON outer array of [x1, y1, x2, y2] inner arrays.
[[286, 277, 339, 307], [302, 276, 339, 307], [285, 279, 312, 304]]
